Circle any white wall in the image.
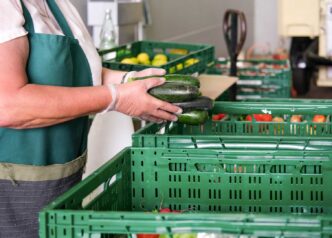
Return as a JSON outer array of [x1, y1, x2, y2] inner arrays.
[[253, 0, 280, 53], [144, 0, 255, 57], [70, 0, 88, 23], [71, 1, 283, 56]]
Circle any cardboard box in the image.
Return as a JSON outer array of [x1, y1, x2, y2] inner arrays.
[[198, 74, 237, 100]]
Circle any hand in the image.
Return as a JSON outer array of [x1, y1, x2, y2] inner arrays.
[[114, 68, 182, 123], [129, 68, 165, 79]]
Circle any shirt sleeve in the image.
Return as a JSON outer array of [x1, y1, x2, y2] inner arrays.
[[0, 0, 28, 44]]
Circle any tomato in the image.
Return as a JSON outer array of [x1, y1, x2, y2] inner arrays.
[[245, 115, 252, 121], [246, 114, 272, 122], [137, 234, 159, 238], [159, 208, 181, 213], [159, 208, 171, 213], [212, 113, 226, 121], [259, 114, 273, 121], [313, 115, 326, 123]]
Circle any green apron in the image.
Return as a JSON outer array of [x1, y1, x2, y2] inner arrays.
[[0, 0, 93, 237]]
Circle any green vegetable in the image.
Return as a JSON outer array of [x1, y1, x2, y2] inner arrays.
[[129, 74, 200, 87], [177, 110, 209, 125], [173, 96, 213, 112], [148, 82, 199, 103]]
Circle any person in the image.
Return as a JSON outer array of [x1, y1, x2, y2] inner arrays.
[[0, 1, 182, 237]]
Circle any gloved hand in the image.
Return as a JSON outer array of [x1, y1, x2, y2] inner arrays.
[[113, 68, 182, 123]]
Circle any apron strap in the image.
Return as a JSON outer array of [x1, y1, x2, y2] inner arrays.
[[20, 0, 35, 33], [46, 0, 75, 38], [20, 0, 75, 38]]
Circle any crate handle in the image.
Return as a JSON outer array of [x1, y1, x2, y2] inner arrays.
[[40, 148, 130, 211], [214, 101, 332, 115], [105, 172, 123, 190]]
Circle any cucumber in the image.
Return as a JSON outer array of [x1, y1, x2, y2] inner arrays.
[[173, 96, 213, 111], [148, 82, 199, 103], [129, 74, 200, 87], [177, 110, 209, 125]]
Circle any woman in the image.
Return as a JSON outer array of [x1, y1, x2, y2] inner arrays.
[[0, 1, 181, 237]]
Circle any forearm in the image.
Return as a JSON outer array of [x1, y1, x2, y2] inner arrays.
[[102, 67, 127, 85], [0, 84, 111, 129]]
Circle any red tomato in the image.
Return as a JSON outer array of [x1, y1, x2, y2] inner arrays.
[[259, 114, 273, 122], [159, 208, 171, 213], [212, 115, 221, 121], [212, 113, 226, 121], [246, 114, 272, 122], [159, 208, 182, 213], [313, 115, 326, 123], [137, 234, 159, 238], [245, 115, 252, 121]]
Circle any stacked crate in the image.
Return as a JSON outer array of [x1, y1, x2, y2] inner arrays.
[[40, 99, 332, 238], [206, 59, 291, 100]]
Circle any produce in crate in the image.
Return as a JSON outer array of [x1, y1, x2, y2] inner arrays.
[[121, 53, 169, 67], [184, 58, 200, 67], [272, 116, 284, 122], [137, 52, 150, 64], [313, 114, 326, 123], [245, 114, 272, 122], [153, 53, 168, 62], [121, 57, 139, 64], [152, 60, 167, 66], [290, 115, 302, 123], [137, 235, 159, 238], [212, 113, 226, 121]]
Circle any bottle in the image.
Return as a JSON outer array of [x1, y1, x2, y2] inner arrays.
[[99, 9, 117, 60]]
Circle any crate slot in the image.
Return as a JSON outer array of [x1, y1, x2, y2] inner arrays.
[[169, 163, 187, 171]]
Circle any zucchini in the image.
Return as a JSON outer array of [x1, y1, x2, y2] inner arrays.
[[149, 82, 199, 103], [129, 74, 200, 88], [177, 110, 209, 125], [173, 96, 213, 111]]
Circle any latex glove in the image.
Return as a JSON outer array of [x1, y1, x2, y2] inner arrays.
[[115, 68, 182, 123]]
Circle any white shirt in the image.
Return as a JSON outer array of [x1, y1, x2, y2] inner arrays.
[[0, 0, 102, 85]]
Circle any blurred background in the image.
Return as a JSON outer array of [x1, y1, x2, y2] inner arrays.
[[72, 0, 280, 57]]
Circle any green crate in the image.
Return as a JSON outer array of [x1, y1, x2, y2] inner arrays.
[[132, 100, 332, 148], [39, 147, 332, 237], [236, 86, 291, 100], [101, 41, 215, 75], [206, 59, 291, 99], [209, 59, 290, 72], [210, 100, 332, 138]]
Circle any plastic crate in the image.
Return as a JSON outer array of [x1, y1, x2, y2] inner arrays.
[[39, 147, 332, 238], [132, 100, 332, 148], [206, 59, 291, 99], [236, 86, 291, 100], [211, 59, 290, 70], [101, 41, 215, 75]]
